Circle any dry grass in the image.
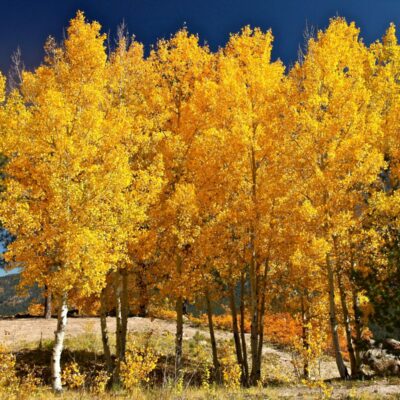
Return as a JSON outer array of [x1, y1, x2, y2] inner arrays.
[[2, 382, 400, 400], [1, 317, 400, 399], [0, 317, 342, 380]]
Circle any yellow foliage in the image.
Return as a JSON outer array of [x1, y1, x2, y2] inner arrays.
[[0, 346, 18, 391], [0, 346, 41, 399], [28, 302, 45, 317], [120, 344, 158, 390], [301, 378, 333, 399], [0, 11, 399, 391], [219, 341, 242, 389], [91, 370, 110, 394], [61, 361, 86, 389]]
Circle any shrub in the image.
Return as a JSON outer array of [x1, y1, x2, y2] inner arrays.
[[61, 361, 86, 389], [219, 341, 241, 390], [91, 370, 110, 394], [120, 344, 158, 390], [0, 345, 18, 393]]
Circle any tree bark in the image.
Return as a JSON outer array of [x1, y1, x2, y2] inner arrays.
[[229, 285, 245, 380], [120, 269, 129, 358], [249, 143, 261, 386], [301, 295, 310, 379], [352, 286, 362, 370], [249, 267, 260, 385], [51, 293, 68, 392], [337, 271, 358, 376], [175, 255, 184, 378], [136, 265, 148, 317], [256, 261, 269, 382], [114, 272, 123, 384], [175, 295, 184, 378], [240, 274, 249, 386], [205, 289, 221, 383], [44, 286, 52, 319], [100, 288, 113, 375], [327, 254, 349, 379]]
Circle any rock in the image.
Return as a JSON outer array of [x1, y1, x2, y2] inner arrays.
[[382, 339, 400, 356], [361, 338, 400, 377]]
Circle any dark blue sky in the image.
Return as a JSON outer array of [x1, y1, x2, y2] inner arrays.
[[0, 0, 399, 74]]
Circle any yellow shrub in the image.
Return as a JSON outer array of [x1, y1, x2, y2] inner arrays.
[[301, 378, 333, 399], [222, 361, 241, 390], [120, 344, 158, 390], [151, 307, 177, 321], [0, 347, 42, 399], [28, 302, 45, 317], [91, 370, 110, 394], [19, 370, 42, 399], [219, 341, 241, 390], [61, 361, 86, 389], [0, 346, 18, 393]]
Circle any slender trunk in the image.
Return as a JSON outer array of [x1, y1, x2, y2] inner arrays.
[[240, 274, 249, 386], [120, 269, 129, 359], [249, 144, 260, 386], [256, 261, 269, 380], [115, 274, 122, 358], [229, 285, 245, 383], [114, 272, 123, 384], [205, 290, 221, 383], [175, 255, 184, 378], [100, 289, 113, 374], [337, 272, 357, 376], [301, 295, 310, 379], [249, 261, 259, 385], [352, 286, 362, 369], [137, 266, 148, 317], [51, 293, 68, 392], [175, 295, 184, 378], [256, 304, 265, 372], [327, 254, 349, 379], [44, 286, 52, 319], [350, 253, 362, 370]]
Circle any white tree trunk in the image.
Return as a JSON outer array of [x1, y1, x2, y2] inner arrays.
[[51, 293, 68, 392], [100, 289, 113, 374], [327, 255, 348, 379]]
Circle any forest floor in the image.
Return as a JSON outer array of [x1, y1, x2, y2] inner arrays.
[[1, 317, 400, 399]]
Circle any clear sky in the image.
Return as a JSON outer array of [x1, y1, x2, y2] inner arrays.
[[0, 0, 399, 73]]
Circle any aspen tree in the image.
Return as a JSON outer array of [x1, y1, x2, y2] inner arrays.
[[149, 29, 212, 376], [0, 12, 131, 391], [364, 25, 400, 337], [286, 18, 384, 378], [103, 34, 165, 380], [213, 27, 286, 384]]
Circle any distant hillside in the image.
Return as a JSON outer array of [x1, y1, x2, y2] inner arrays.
[[0, 274, 42, 316]]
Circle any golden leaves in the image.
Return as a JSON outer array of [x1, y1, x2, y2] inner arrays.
[[0, 12, 166, 300], [0, 13, 397, 337]]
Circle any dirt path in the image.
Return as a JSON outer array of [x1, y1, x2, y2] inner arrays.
[[0, 316, 228, 349], [0, 316, 341, 380], [0, 316, 220, 347]]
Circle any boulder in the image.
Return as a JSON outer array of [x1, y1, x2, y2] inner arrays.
[[361, 338, 400, 377]]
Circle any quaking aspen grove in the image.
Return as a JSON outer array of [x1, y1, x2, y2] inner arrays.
[[1, 11, 400, 395]]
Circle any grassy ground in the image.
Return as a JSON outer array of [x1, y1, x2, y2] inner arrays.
[[3, 380, 400, 400], [1, 317, 400, 399]]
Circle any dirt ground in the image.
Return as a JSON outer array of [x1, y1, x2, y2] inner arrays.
[[0, 316, 338, 378], [1, 317, 400, 399], [0, 316, 227, 350]]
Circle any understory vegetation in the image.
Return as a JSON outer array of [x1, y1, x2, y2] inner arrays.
[[2, 325, 400, 399]]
